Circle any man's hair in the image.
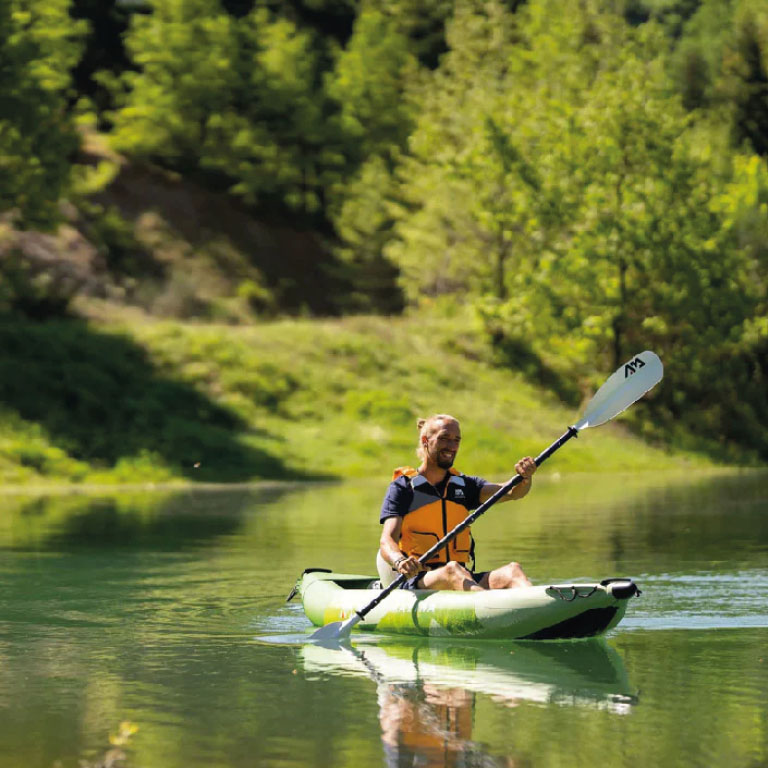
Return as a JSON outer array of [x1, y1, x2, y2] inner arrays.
[[416, 414, 459, 461]]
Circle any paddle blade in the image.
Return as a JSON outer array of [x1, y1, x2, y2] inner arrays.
[[574, 351, 663, 430], [307, 614, 361, 643]]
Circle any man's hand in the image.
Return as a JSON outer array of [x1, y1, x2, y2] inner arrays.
[[394, 555, 422, 579], [515, 456, 537, 481], [505, 456, 536, 500]]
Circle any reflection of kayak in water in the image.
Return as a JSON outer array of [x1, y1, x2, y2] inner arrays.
[[302, 637, 636, 714], [295, 570, 640, 640]]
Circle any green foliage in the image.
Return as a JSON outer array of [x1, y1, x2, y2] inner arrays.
[[381, 0, 768, 458], [70, 0, 133, 116], [323, 7, 422, 310], [330, 155, 405, 313], [671, 0, 732, 109], [0, 246, 72, 318], [0, 318, 297, 484], [0, 409, 91, 482], [218, 8, 338, 213], [109, 0, 237, 169], [0, 312, 712, 485], [237, 277, 278, 316], [80, 202, 158, 279], [670, 0, 768, 156], [343, 389, 413, 423], [110, 0, 343, 215], [720, 0, 768, 155], [365, 0, 454, 66], [3, 0, 767, 465], [325, 7, 418, 163], [0, 0, 84, 227]]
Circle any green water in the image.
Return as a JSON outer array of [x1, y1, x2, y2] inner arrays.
[[0, 471, 766, 768]]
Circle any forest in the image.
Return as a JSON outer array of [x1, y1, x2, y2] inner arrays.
[[1, 0, 767, 471]]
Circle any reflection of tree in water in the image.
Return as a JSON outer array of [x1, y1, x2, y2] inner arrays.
[[4, 487, 297, 552], [378, 681, 512, 768]]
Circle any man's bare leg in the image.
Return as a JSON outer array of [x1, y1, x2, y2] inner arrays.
[[477, 562, 531, 589], [418, 561, 484, 591]]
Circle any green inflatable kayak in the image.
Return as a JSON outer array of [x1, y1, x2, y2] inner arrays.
[[293, 569, 640, 640]]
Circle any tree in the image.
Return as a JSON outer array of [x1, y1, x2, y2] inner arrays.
[[111, 0, 342, 217], [324, 6, 421, 311], [384, 0, 582, 305], [366, 0, 454, 67], [330, 155, 405, 312], [720, 0, 768, 155], [109, 0, 237, 174], [671, 0, 734, 110], [70, 0, 134, 117], [209, 7, 337, 215], [382, 0, 768, 456], [325, 7, 418, 166], [0, 0, 83, 227]]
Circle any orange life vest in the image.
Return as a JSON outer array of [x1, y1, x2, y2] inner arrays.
[[392, 466, 474, 567]]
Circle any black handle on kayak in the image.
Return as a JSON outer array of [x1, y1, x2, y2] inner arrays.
[[357, 426, 579, 621]]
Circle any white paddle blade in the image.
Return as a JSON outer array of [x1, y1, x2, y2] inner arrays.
[[574, 351, 663, 430], [308, 614, 361, 642]]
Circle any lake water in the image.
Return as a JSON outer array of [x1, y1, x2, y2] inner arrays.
[[0, 471, 766, 767]]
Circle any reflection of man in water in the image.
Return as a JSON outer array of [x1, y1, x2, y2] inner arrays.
[[377, 680, 513, 768]]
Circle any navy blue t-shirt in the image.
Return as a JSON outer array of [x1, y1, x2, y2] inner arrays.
[[380, 471, 488, 523]]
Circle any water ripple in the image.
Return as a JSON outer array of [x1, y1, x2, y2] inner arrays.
[[621, 569, 768, 631]]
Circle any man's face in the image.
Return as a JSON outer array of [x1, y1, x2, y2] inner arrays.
[[425, 420, 461, 469]]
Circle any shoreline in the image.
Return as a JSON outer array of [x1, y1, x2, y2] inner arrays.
[[0, 466, 762, 497]]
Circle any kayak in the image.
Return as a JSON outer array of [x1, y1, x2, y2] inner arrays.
[[293, 569, 640, 640], [301, 637, 636, 712]]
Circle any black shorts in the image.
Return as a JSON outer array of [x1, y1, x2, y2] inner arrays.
[[399, 566, 489, 591]]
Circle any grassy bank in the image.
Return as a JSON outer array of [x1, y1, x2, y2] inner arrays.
[[0, 307, 713, 487]]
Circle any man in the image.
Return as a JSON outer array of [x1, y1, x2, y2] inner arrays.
[[377, 413, 537, 591]]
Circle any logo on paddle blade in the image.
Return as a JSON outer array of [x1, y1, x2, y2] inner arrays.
[[624, 357, 646, 378]]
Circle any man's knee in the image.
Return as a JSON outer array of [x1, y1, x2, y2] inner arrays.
[[445, 561, 469, 582], [429, 561, 477, 590], [490, 561, 530, 589], [505, 561, 530, 586]]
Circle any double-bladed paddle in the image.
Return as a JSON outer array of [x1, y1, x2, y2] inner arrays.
[[309, 350, 663, 643]]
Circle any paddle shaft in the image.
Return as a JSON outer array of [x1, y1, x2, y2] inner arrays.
[[354, 425, 579, 621]]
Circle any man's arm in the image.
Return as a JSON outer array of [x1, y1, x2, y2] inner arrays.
[[479, 456, 537, 504], [380, 516, 421, 579], [380, 516, 405, 566]]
